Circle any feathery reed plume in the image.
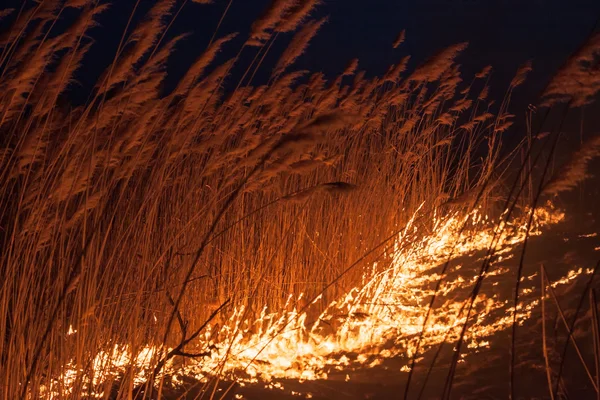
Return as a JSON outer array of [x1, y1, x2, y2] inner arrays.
[[541, 32, 600, 107], [384, 55, 410, 83], [247, 0, 296, 46], [510, 60, 533, 88], [173, 33, 238, 96], [542, 134, 600, 195], [66, 0, 95, 8], [276, 0, 321, 33], [273, 17, 327, 76], [475, 65, 492, 79], [478, 85, 489, 100], [408, 42, 468, 83], [98, 0, 175, 93], [0, 8, 14, 20], [392, 29, 406, 48], [342, 58, 359, 76]]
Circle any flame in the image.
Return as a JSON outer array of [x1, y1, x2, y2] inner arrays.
[[44, 202, 594, 397]]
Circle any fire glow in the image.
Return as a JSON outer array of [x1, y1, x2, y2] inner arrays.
[[47, 202, 590, 397]]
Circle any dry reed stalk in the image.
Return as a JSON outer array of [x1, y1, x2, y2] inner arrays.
[[551, 260, 600, 399], [541, 265, 555, 400], [591, 288, 600, 400]]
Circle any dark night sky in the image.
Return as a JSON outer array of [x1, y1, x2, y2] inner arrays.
[[3, 0, 600, 114]]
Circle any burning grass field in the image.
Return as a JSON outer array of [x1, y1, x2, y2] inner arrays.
[[1, 1, 600, 399], [49, 202, 591, 400]]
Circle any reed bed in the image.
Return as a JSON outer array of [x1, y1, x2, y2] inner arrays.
[[0, 1, 568, 399]]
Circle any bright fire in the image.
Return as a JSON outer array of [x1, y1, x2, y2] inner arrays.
[[45, 202, 592, 398]]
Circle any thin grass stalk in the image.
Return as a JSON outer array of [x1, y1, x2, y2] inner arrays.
[[403, 104, 552, 400], [440, 106, 561, 400], [155, 132, 318, 379], [552, 260, 600, 399], [508, 102, 569, 400], [541, 265, 555, 400], [591, 288, 600, 400], [542, 265, 598, 392]]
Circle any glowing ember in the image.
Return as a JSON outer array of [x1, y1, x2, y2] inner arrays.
[[45, 202, 591, 397]]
